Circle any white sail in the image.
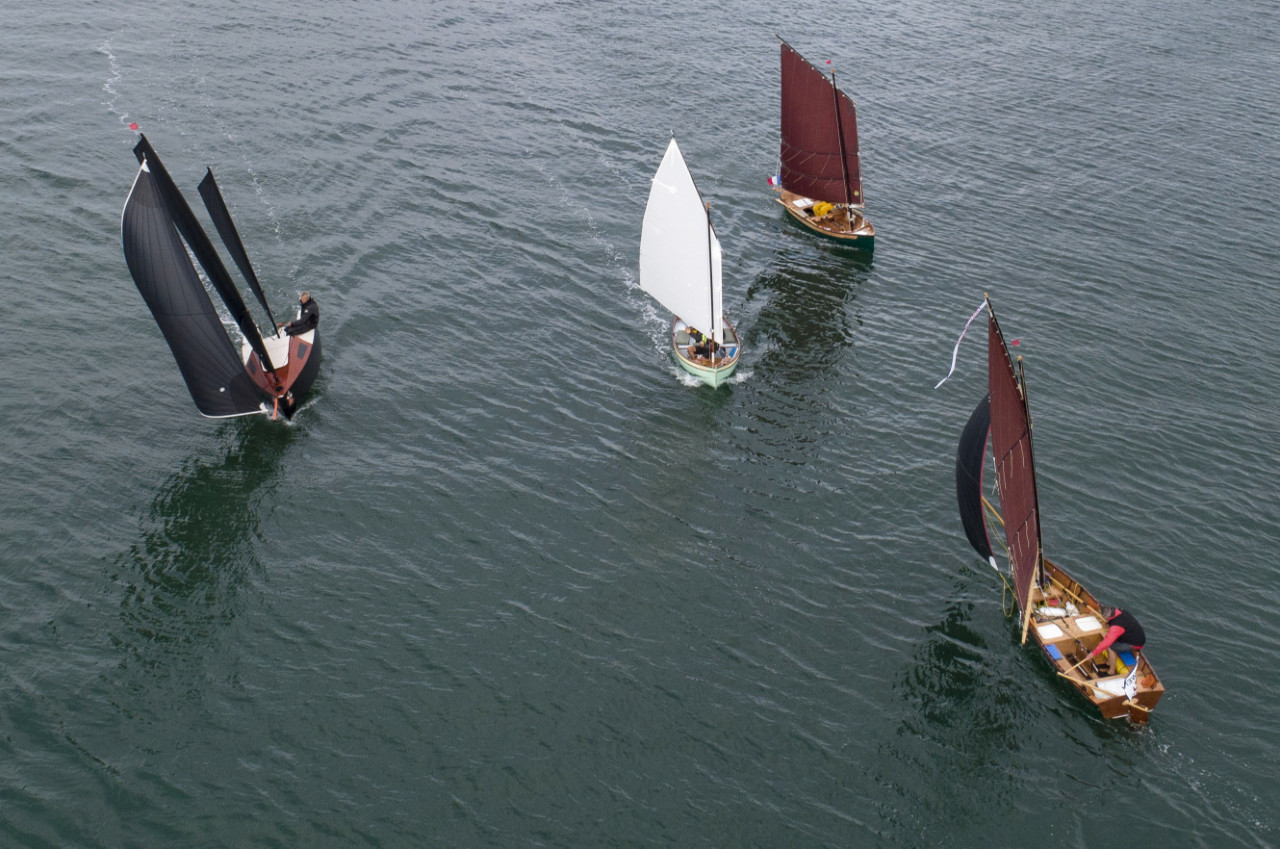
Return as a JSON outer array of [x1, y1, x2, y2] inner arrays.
[[639, 138, 724, 344]]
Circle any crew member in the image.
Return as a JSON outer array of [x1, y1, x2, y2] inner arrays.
[[280, 291, 318, 336], [691, 335, 718, 360], [1087, 605, 1146, 668]]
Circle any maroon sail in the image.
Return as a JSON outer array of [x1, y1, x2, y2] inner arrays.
[[778, 41, 864, 208], [987, 302, 1042, 617]]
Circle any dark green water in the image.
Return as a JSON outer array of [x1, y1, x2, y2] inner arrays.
[[3, 0, 1279, 845]]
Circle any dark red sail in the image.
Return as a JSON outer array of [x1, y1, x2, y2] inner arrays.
[[987, 302, 1042, 616], [778, 42, 864, 207]]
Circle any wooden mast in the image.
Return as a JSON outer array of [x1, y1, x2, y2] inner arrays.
[[829, 67, 853, 233], [705, 201, 716, 363], [1016, 355, 1040, 645]]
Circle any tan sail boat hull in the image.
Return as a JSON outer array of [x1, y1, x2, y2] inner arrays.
[[1029, 558, 1166, 722], [773, 188, 875, 245]]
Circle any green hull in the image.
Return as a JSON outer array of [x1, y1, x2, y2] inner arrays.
[[671, 318, 741, 388], [674, 352, 739, 387]]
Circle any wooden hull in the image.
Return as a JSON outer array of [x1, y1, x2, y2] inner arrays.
[[243, 327, 322, 419], [671, 318, 741, 388], [1026, 558, 1165, 722], [773, 188, 874, 246]]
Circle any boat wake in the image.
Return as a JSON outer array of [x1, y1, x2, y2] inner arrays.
[[98, 38, 136, 134]]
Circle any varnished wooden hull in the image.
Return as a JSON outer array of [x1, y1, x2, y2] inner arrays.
[[1026, 558, 1165, 722], [671, 318, 741, 388], [773, 188, 874, 247]]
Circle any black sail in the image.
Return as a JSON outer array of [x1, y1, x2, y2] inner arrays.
[[122, 162, 265, 417], [956, 393, 993, 562], [198, 168, 279, 330], [132, 135, 276, 373]]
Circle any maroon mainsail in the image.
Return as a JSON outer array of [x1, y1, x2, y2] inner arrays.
[[778, 41, 864, 208], [987, 303, 1043, 622]]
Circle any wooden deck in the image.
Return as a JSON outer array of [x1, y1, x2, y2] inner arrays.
[[1028, 558, 1165, 721], [773, 188, 875, 243]]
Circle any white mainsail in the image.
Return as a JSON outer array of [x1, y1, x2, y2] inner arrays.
[[639, 138, 724, 344]]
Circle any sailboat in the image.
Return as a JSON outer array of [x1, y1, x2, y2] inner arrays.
[[771, 40, 874, 246], [955, 296, 1165, 722], [639, 137, 741, 387], [121, 135, 320, 420]]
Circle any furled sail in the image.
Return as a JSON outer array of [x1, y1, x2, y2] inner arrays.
[[132, 135, 277, 373], [198, 168, 279, 330], [956, 393, 994, 566], [121, 161, 265, 417], [639, 137, 723, 344], [987, 302, 1043, 614], [778, 41, 864, 209]]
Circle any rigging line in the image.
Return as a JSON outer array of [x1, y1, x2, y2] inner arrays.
[[979, 498, 1018, 613]]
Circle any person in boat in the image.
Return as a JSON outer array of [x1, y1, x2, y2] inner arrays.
[[280, 291, 318, 336], [689, 332, 718, 361], [1086, 606, 1146, 670]]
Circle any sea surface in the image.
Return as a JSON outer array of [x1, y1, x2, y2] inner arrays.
[[2, 0, 1279, 846]]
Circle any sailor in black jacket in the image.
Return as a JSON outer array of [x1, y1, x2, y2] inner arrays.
[[281, 291, 318, 336], [1087, 605, 1146, 668]]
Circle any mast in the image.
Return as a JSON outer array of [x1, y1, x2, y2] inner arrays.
[[1015, 355, 1042, 645], [1016, 355, 1047, 592], [705, 201, 716, 358], [829, 68, 854, 225]]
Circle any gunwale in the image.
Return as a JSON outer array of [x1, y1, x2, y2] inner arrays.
[[773, 188, 875, 244]]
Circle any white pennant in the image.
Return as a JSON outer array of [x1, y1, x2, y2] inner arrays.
[[935, 299, 988, 389], [1122, 660, 1139, 700]]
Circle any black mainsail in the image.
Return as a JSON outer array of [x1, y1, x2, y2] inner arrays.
[[131, 135, 277, 373], [121, 160, 266, 417]]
